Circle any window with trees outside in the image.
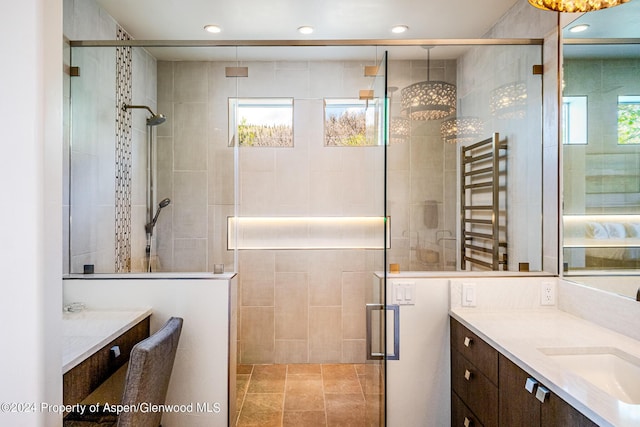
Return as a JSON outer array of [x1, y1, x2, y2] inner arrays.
[[228, 98, 294, 147], [562, 96, 587, 145], [324, 98, 382, 147], [618, 95, 640, 145]]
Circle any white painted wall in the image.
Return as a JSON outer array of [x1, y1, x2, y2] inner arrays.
[[385, 277, 451, 427], [0, 1, 63, 427], [63, 277, 237, 427]]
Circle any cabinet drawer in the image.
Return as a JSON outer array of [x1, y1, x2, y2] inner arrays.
[[451, 348, 498, 427], [452, 391, 484, 427], [451, 317, 498, 385], [63, 316, 150, 405]]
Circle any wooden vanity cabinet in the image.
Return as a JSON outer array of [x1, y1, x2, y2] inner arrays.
[[450, 317, 598, 427], [63, 316, 150, 405], [499, 354, 598, 427], [450, 318, 499, 427]]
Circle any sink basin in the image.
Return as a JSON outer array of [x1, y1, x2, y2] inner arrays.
[[538, 347, 640, 404]]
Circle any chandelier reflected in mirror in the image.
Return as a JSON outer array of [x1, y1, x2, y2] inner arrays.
[[528, 0, 628, 12], [440, 116, 484, 144], [401, 47, 456, 121], [490, 81, 527, 119], [390, 116, 410, 144]]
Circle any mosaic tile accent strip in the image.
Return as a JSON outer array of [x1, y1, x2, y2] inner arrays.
[[115, 26, 133, 272]]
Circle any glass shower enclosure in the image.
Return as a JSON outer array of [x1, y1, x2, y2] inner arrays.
[[66, 37, 545, 425], [66, 42, 390, 424]]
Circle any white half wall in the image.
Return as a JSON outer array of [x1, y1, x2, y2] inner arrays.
[[385, 277, 451, 427], [64, 276, 237, 427]]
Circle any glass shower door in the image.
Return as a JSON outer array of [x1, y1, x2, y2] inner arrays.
[[364, 50, 389, 426]]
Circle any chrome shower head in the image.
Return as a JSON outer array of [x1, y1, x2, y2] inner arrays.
[[147, 113, 166, 126], [123, 104, 167, 126], [145, 198, 171, 235]]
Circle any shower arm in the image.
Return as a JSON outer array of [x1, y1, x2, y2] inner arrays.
[[123, 104, 156, 115]]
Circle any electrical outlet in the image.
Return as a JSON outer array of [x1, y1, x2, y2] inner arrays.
[[540, 282, 555, 306]]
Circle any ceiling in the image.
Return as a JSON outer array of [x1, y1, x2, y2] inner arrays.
[[96, 0, 520, 41], [562, 0, 640, 39], [93, 0, 640, 61], [94, 0, 521, 60], [562, 0, 640, 58]]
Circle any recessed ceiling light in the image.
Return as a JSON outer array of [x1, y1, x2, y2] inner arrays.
[[391, 25, 409, 34], [204, 24, 222, 34], [569, 24, 590, 33], [298, 26, 314, 35]]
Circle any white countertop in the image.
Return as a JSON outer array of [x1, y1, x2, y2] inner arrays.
[[450, 308, 640, 427], [375, 271, 553, 279], [63, 308, 152, 373]]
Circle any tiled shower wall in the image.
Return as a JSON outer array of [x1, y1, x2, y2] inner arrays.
[[386, 59, 458, 272], [562, 57, 640, 269], [64, 0, 158, 273], [563, 57, 640, 214], [453, 0, 556, 272], [156, 59, 390, 363]]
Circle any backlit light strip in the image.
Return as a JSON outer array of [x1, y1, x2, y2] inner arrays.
[[227, 216, 390, 250]]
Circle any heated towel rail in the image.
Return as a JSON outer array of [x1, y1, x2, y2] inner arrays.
[[460, 132, 507, 270]]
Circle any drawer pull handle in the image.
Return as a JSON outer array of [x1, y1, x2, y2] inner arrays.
[[525, 377, 538, 394], [110, 345, 121, 359], [464, 417, 473, 427], [464, 336, 473, 347], [464, 369, 473, 381], [536, 385, 550, 403]]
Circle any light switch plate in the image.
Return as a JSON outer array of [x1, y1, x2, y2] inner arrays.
[[462, 282, 476, 307], [392, 282, 415, 305]]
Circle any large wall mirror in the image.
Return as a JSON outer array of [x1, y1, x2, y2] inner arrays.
[[562, 1, 640, 300]]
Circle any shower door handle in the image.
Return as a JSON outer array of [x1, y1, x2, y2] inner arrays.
[[366, 304, 400, 361]]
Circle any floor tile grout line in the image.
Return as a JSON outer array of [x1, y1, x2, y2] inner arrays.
[[280, 364, 287, 426], [321, 364, 329, 427], [235, 364, 252, 426], [356, 364, 366, 401]]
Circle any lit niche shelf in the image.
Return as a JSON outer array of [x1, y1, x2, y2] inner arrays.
[[227, 216, 390, 250]]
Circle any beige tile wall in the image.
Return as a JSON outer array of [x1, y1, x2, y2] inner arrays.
[[156, 56, 454, 363], [67, 43, 157, 273]]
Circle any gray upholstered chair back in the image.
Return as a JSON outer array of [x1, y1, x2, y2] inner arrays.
[[117, 317, 183, 427]]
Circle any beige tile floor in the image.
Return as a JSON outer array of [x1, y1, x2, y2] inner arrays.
[[235, 363, 384, 427]]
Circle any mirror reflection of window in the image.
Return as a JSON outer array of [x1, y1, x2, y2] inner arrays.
[[228, 98, 294, 147], [562, 96, 587, 145], [618, 95, 640, 145]]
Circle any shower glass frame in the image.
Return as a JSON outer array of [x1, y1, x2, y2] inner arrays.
[[66, 38, 545, 277]]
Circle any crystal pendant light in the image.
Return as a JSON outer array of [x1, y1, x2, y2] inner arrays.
[[387, 87, 410, 144], [528, 0, 628, 12], [401, 47, 456, 121]]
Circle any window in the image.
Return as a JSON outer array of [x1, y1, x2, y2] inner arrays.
[[324, 98, 382, 146], [562, 96, 587, 145], [228, 98, 293, 147], [618, 95, 640, 145]]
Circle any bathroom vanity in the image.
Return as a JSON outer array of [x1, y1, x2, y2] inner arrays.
[[449, 308, 640, 427], [450, 316, 596, 426], [62, 309, 152, 405]]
